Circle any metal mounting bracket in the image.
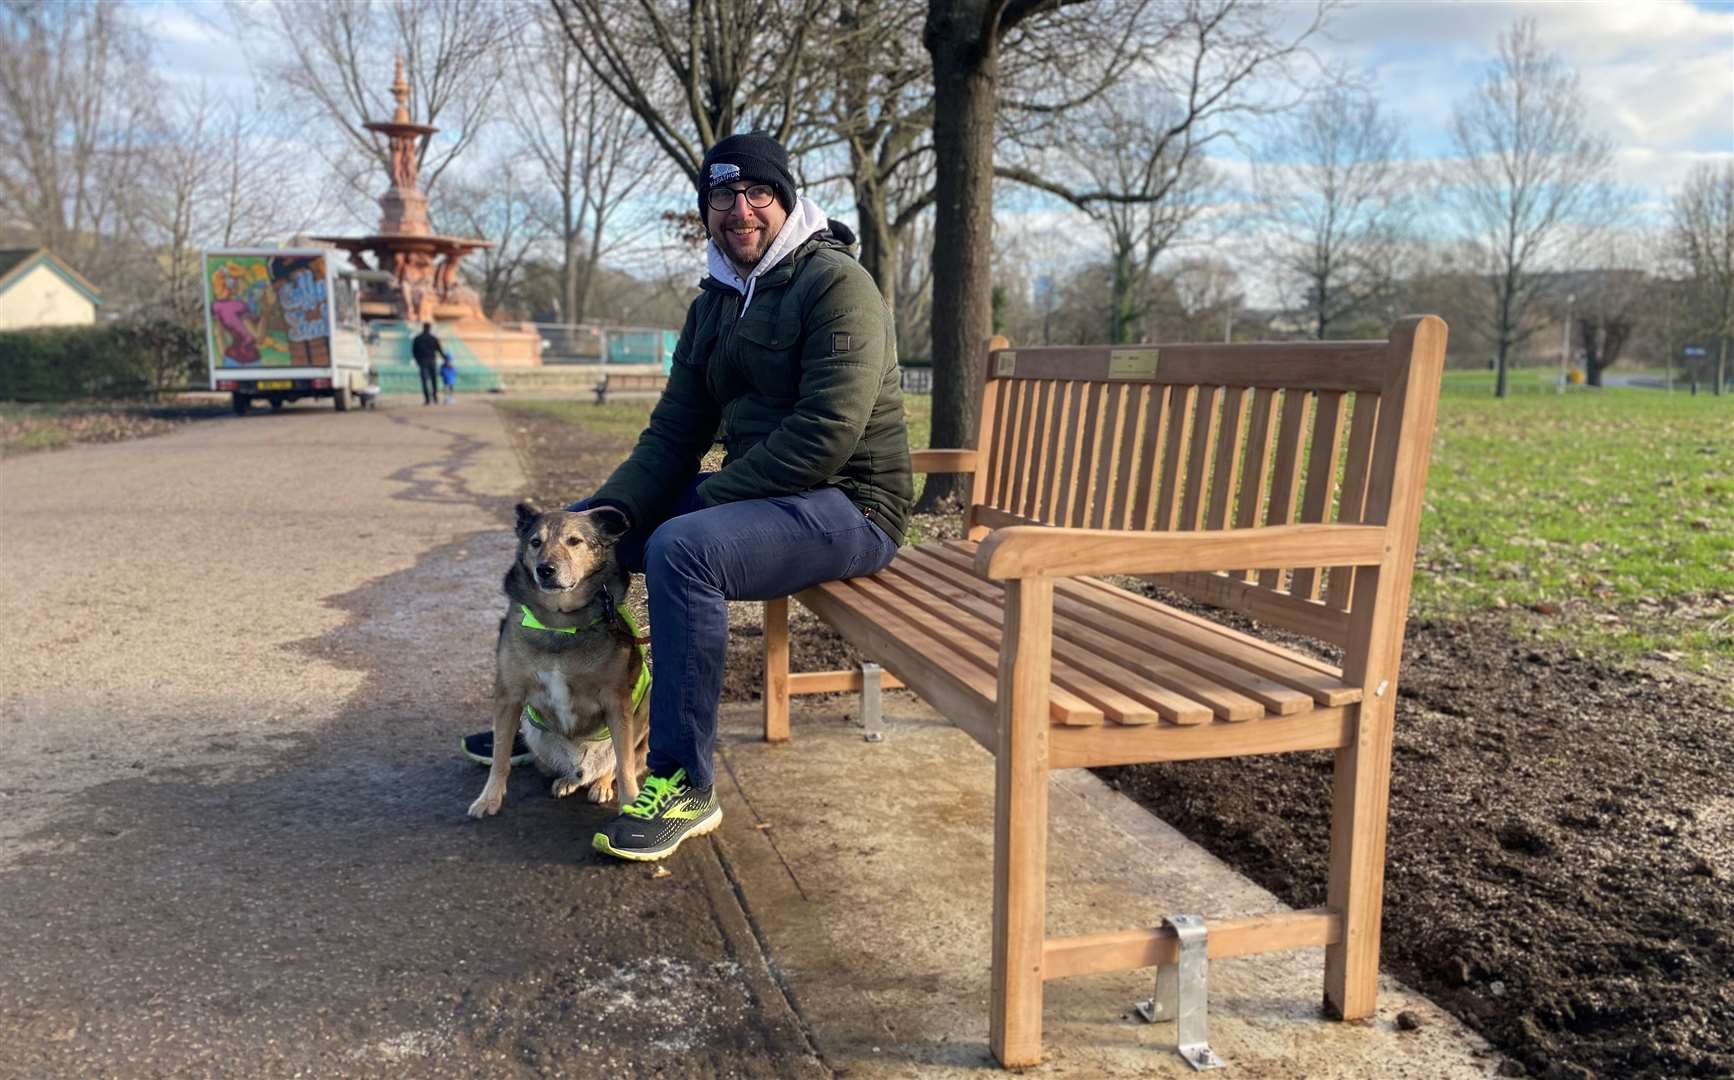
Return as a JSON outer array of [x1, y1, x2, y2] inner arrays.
[[1134, 914, 1225, 1071], [859, 661, 884, 742]]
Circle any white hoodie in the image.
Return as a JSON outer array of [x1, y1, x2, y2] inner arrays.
[[705, 195, 832, 315]]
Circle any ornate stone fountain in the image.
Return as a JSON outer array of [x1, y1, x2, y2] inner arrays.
[[316, 60, 540, 366]]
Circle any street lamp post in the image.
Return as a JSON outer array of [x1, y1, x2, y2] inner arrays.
[[1559, 293, 1575, 393]]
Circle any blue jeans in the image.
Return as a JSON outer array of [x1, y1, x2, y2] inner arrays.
[[571, 475, 898, 789]]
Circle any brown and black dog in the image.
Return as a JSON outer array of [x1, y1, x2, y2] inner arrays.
[[467, 502, 648, 818]]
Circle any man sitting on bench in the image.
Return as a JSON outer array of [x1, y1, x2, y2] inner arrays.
[[466, 132, 912, 861]]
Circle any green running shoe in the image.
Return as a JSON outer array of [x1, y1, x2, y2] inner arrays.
[[592, 768, 721, 862]]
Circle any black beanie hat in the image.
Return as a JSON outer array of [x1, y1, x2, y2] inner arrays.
[[699, 133, 797, 218]]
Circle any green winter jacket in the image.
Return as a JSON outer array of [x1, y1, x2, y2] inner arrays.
[[592, 218, 912, 545]]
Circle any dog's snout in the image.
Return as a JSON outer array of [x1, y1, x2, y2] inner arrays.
[[536, 562, 557, 581]]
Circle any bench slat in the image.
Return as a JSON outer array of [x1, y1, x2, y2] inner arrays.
[[1205, 386, 1249, 531], [1153, 385, 1192, 530], [1230, 386, 1280, 580], [1251, 389, 1311, 592], [988, 340, 1388, 392], [1178, 384, 1221, 530], [939, 535, 1349, 691], [1290, 390, 1347, 600], [1326, 391, 1380, 611], [798, 581, 997, 750], [900, 548, 1255, 723], [876, 562, 1167, 725], [1109, 384, 1149, 529], [1059, 575, 1361, 707], [976, 377, 1011, 517], [917, 544, 1288, 721], [841, 576, 1105, 727]]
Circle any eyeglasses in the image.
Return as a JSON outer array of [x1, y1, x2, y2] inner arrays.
[[707, 183, 776, 212]]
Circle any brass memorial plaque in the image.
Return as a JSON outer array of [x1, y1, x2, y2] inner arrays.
[[1108, 347, 1160, 380], [995, 350, 1018, 377]]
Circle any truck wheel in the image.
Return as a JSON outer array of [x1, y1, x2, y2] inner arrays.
[[269, 396, 286, 412], [334, 386, 353, 412], [232, 393, 252, 416]]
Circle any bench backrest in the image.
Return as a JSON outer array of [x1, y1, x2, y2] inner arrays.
[[965, 317, 1448, 653]]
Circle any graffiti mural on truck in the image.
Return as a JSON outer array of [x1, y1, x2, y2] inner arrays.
[[206, 254, 332, 368]]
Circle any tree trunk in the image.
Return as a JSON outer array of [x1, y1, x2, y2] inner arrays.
[[853, 179, 899, 314], [1718, 335, 1728, 396], [1494, 279, 1513, 398], [920, 2, 996, 511], [1579, 317, 1602, 388], [1110, 244, 1138, 344]]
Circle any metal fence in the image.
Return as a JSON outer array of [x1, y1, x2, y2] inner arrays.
[[527, 322, 680, 369]]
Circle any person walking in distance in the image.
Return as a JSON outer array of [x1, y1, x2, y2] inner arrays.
[[412, 322, 443, 405]]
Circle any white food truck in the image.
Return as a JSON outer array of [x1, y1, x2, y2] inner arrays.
[[202, 248, 376, 414]]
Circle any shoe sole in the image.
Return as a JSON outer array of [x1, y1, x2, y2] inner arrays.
[[459, 736, 533, 768], [592, 805, 722, 863]]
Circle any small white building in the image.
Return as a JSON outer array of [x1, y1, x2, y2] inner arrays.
[[0, 248, 103, 330]]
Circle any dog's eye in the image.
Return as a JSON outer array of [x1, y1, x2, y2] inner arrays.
[[565, 536, 580, 546], [529, 538, 542, 549]]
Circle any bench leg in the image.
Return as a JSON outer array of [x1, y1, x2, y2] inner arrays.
[[763, 597, 790, 742], [1323, 702, 1396, 1020], [990, 579, 1053, 1068]]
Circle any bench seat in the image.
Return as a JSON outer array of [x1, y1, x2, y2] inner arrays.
[[799, 540, 1360, 769]]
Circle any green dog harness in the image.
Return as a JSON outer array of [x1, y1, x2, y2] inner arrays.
[[517, 602, 651, 738]]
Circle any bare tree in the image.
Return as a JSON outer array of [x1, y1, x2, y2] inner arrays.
[[818, 0, 934, 309], [1255, 83, 1411, 339], [444, 160, 547, 318], [1168, 256, 1243, 342], [920, 0, 1326, 506], [510, 3, 665, 324], [1670, 161, 1733, 395], [0, 0, 156, 286], [239, 0, 514, 206], [1001, 2, 1328, 345], [1446, 17, 1615, 398], [893, 208, 935, 359], [549, 0, 825, 187], [1038, 85, 1217, 343], [140, 85, 320, 325]]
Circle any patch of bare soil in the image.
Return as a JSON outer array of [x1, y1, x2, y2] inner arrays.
[[1102, 598, 1734, 1080], [501, 404, 1733, 1080]]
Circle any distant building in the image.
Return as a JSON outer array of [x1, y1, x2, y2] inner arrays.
[[0, 248, 103, 330]]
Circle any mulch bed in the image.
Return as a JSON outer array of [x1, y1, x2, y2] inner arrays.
[[0, 399, 229, 457], [503, 404, 1733, 1080]]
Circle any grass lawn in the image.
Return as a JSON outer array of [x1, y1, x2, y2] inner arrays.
[[498, 376, 1732, 671]]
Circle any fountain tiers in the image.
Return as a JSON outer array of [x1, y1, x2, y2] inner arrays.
[[313, 60, 540, 367]]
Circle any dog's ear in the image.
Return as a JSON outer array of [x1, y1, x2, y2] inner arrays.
[[587, 505, 631, 545], [514, 501, 542, 538]]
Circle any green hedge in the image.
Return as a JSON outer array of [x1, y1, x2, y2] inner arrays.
[[0, 320, 203, 401]]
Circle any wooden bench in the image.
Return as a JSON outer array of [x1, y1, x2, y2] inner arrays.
[[593, 371, 667, 404], [761, 316, 1449, 1068]]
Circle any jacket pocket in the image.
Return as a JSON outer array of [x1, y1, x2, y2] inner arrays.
[[734, 313, 803, 399]]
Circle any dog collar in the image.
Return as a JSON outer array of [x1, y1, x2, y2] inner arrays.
[[519, 601, 651, 646], [519, 603, 584, 634]]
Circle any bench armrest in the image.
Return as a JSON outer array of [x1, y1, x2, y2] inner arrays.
[[910, 449, 977, 474], [974, 523, 1390, 580]]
